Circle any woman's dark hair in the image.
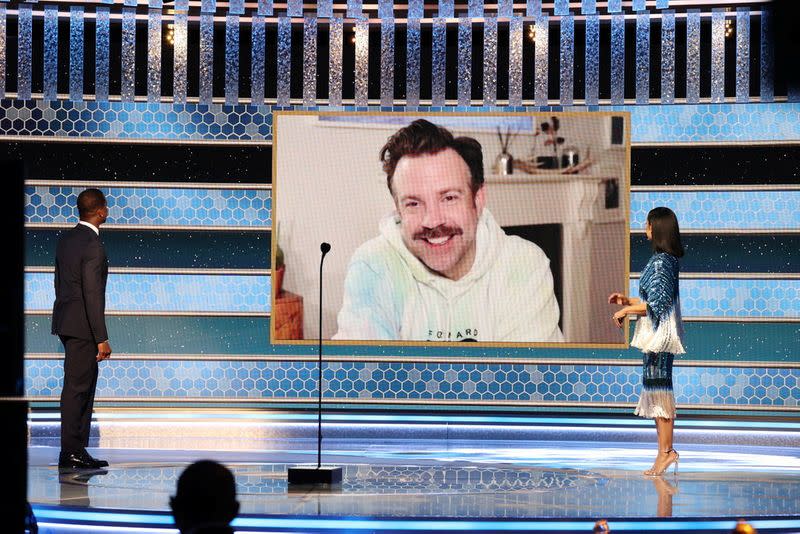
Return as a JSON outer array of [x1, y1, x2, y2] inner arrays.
[[380, 119, 484, 196], [647, 207, 685, 258]]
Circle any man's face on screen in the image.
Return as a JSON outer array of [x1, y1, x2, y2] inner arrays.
[[392, 148, 485, 281]]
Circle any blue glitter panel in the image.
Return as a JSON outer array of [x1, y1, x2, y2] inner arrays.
[[175, 0, 189, 9], [43, 5, 58, 101], [584, 14, 599, 106], [317, 0, 333, 18], [95, 7, 110, 102], [347, 0, 363, 19], [438, 0, 453, 19], [458, 16, 472, 107], [287, 0, 303, 17], [607, 0, 621, 14], [627, 279, 800, 319], [711, 9, 725, 103], [534, 15, 549, 106], [23, 360, 800, 407], [258, 0, 273, 16], [527, 0, 541, 17], [660, 10, 675, 104], [611, 14, 625, 105], [380, 18, 395, 107], [559, 15, 574, 106], [199, 14, 214, 104], [303, 16, 317, 106], [25, 185, 272, 228], [633, 0, 645, 11], [147, 9, 162, 103], [432, 18, 447, 107], [581, 0, 595, 15], [760, 8, 774, 102], [121, 8, 136, 103], [201, 0, 216, 14], [69, 6, 84, 102], [229, 0, 245, 15], [173, 13, 188, 103], [554, 0, 568, 17], [16, 4, 32, 99], [469, 0, 484, 18], [483, 16, 497, 106], [355, 18, 369, 106], [277, 16, 292, 107], [497, 0, 512, 18], [508, 16, 523, 107], [736, 8, 750, 103], [635, 12, 650, 105], [379, 0, 394, 19], [656, 0, 669, 7], [251, 15, 265, 105], [149, 0, 163, 8], [631, 190, 800, 231], [26, 273, 270, 314], [328, 16, 343, 106], [686, 9, 701, 104], [225, 14, 240, 106], [408, 0, 423, 19], [406, 18, 421, 106]]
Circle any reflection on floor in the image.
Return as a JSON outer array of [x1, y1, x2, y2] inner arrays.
[[28, 439, 800, 532]]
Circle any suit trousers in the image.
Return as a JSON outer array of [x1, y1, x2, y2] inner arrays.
[[60, 336, 99, 454]]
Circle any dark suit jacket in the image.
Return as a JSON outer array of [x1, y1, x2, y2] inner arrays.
[[51, 224, 109, 343]]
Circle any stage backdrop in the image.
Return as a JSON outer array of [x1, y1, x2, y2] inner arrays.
[[3, 0, 798, 414]]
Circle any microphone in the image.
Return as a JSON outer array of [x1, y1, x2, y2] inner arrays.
[[320, 242, 331, 255]]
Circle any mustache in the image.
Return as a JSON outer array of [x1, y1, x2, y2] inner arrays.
[[414, 225, 463, 241]]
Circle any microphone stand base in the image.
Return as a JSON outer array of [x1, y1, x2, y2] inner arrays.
[[287, 465, 343, 487]]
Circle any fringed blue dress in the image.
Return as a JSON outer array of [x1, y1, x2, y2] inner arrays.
[[631, 252, 685, 419]]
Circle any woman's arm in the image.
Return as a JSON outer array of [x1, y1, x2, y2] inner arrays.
[[612, 301, 648, 328]]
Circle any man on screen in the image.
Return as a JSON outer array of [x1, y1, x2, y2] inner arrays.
[[333, 119, 564, 343]]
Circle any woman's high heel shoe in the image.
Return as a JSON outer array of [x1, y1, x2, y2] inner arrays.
[[644, 449, 679, 477]]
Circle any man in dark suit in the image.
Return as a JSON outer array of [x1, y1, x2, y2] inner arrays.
[[52, 188, 112, 469]]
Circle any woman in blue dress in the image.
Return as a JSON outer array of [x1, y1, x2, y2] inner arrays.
[[609, 207, 685, 477]]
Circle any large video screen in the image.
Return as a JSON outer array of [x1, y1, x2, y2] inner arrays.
[[273, 112, 630, 347]]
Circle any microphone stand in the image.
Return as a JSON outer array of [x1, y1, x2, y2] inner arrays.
[[287, 243, 342, 487]]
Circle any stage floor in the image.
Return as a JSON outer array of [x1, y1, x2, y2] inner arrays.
[[28, 438, 800, 533]]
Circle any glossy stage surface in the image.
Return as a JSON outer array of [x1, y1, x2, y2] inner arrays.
[[29, 437, 800, 533]]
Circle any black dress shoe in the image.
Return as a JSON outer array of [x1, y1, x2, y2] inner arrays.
[[58, 452, 97, 470], [84, 453, 109, 468]]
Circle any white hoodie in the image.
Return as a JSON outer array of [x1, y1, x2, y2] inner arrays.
[[333, 209, 564, 343]]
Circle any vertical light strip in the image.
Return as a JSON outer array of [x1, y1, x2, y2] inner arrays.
[[225, 13, 240, 105], [287, 0, 303, 18], [148, 8, 162, 103], [686, 9, 700, 104], [380, 18, 395, 107], [584, 14, 599, 106], [173, 12, 188, 103], [610, 13, 625, 105], [199, 13, 214, 104], [608, 0, 621, 14], [483, 15, 497, 106], [711, 8, 725, 103], [44, 5, 58, 101], [303, 16, 317, 106], [17, 4, 32, 100], [121, 7, 136, 103], [95, 7, 110, 102], [760, 8, 773, 102], [277, 15, 291, 106], [355, 17, 369, 106], [379, 0, 394, 20], [406, 17, 421, 106], [635, 12, 649, 105], [736, 7, 749, 103], [329, 15, 343, 106], [508, 15, 523, 107], [498, 0, 512, 18], [318, 0, 333, 18], [527, 0, 541, 17], [0, 7, 6, 99], [408, 0, 424, 20], [458, 15, 471, 107], [660, 10, 675, 104], [559, 14, 574, 106], [250, 15, 265, 105], [581, 0, 595, 15], [554, 0, 568, 17], [432, 18, 447, 106], [347, 0, 363, 19], [469, 0, 483, 18], [69, 6, 84, 102], [439, 1, 453, 20], [534, 14, 549, 106]]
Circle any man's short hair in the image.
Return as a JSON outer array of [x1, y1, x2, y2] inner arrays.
[[77, 188, 107, 218], [380, 119, 484, 196], [172, 460, 238, 528]]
